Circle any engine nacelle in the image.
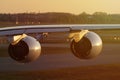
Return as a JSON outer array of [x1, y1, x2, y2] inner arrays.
[[8, 36, 41, 63], [71, 31, 102, 59]]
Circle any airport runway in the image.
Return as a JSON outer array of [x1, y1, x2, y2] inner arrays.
[[0, 43, 120, 71]]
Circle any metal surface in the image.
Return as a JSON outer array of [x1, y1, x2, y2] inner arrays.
[[8, 36, 41, 63], [85, 32, 102, 58], [71, 31, 102, 59], [0, 24, 120, 36]]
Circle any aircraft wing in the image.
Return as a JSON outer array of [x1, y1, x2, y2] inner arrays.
[[0, 24, 120, 36], [0, 24, 120, 63]]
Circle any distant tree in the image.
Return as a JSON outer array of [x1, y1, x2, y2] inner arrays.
[[92, 12, 108, 23], [1, 12, 120, 26], [77, 12, 91, 24]]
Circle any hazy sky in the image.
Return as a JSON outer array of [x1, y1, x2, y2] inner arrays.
[[0, 0, 120, 14]]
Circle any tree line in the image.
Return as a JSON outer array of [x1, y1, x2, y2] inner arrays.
[[0, 12, 120, 25]]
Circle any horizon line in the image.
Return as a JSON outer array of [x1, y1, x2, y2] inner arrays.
[[0, 11, 120, 15]]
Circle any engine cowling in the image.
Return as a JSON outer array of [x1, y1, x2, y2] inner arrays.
[[71, 31, 102, 59], [8, 36, 41, 63]]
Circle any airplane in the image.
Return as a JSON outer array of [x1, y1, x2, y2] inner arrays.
[[0, 24, 120, 63]]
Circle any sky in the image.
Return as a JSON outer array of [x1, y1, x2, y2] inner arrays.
[[0, 0, 120, 14]]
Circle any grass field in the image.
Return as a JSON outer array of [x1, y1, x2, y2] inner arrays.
[[0, 64, 120, 80]]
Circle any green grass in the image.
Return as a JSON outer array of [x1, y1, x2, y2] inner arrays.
[[1, 64, 120, 80]]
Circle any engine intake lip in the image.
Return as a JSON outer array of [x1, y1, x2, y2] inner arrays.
[[71, 37, 92, 58], [8, 36, 41, 63], [8, 40, 29, 61], [71, 31, 102, 59]]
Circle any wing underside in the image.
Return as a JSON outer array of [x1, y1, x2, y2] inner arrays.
[[0, 24, 120, 36], [0, 27, 70, 36]]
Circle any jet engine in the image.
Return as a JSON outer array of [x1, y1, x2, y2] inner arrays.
[[70, 31, 102, 59], [8, 36, 41, 63]]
